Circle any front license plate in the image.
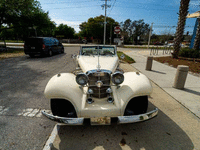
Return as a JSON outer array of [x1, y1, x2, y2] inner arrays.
[[90, 117, 111, 125], [31, 47, 35, 49]]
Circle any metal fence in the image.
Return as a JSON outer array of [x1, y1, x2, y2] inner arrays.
[[150, 46, 173, 55]]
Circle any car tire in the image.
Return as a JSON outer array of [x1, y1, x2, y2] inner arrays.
[[29, 54, 35, 58], [61, 48, 64, 53], [124, 96, 148, 116], [48, 49, 53, 57], [51, 99, 77, 118]]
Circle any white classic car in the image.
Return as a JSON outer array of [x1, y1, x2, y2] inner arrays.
[[42, 46, 158, 125]]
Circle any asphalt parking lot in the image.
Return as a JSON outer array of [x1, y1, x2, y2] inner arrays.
[[0, 47, 79, 150], [0, 47, 200, 150]]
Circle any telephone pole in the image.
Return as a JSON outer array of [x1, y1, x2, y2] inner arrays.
[[148, 23, 153, 49], [110, 23, 112, 45], [101, 0, 111, 45]]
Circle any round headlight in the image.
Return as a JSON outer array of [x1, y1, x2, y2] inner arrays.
[[76, 73, 88, 86], [111, 72, 124, 85]]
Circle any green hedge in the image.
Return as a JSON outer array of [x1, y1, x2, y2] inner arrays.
[[179, 48, 200, 58]]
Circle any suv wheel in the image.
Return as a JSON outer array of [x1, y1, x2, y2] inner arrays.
[[48, 50, 52, 57], [61, 48, 64, 53]]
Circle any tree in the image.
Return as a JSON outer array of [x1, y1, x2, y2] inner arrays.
[[193, 18, 200, 50], [79, 15, 119, 43], [132, 20, 150, 44], [173, 0, 190, 58], [55, 24, 75, 39], [0, 0, 40, 28], [151, 34, 159, 44], [120, 19, 133, 44], [120, 19, 150, 44], [0, 0, 56, 40]]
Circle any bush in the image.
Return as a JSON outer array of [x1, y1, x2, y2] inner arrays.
[[117, 51, 135, 64], [179, 48, 200, 58]]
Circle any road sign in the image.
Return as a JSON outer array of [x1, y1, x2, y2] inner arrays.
[[114, 26, 121, 34]]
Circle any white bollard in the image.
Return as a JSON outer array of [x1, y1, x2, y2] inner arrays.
[[146, 56, 153, 71], [173, 65, 189, 89]]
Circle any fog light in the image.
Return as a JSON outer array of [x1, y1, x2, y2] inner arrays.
[[87, 97, 94, 104], [106, 88, 112, 93], [87, 88, 94, 94], [107, 96, 114, 103]]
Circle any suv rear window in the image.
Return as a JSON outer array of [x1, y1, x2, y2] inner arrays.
[[25, 38, 43, 46]]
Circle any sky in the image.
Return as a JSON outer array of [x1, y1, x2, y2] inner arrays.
[[37, 0, 200, 35]]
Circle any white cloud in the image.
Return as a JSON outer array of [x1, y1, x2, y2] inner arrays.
[[51, 18, 82, 33], [190, 0, 200, 9]]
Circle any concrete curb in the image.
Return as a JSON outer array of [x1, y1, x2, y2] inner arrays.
[[43, 124, 60, 150]]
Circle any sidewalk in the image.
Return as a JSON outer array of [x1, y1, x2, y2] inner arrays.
[[120, 48, 200, 118]]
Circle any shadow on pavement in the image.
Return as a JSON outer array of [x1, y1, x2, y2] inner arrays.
[[51, 103, 194, 150], [182, 88, 200, 96], [150, 70, 166, 74], [25, 53, 66, 61]]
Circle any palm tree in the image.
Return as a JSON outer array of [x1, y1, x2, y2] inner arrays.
[[193, 18, 200, 50], [173, 0, 190, 58]]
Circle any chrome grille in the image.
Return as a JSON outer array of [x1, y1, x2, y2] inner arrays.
[[87, 70, 111, 98]]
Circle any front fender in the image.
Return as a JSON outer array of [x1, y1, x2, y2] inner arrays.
[[44, 73, 85, 117], [115, 72, 153, 115]]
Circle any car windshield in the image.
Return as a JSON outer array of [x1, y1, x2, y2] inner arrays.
[[81, 46, 115, 56]]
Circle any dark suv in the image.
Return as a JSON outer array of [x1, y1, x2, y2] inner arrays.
[[24, 37, 64, 57]]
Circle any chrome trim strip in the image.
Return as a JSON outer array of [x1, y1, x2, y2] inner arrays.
[[118, 108, 158, 124], [42, 110, 84, 125]]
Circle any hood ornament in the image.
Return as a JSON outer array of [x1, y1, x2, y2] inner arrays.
[[97, 64, 101, 71], [97, 46, 101, 71]]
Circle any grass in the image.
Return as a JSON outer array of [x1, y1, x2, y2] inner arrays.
[[0, 40, 24, 43], [0, 48, 24, 53], [117, 51, 135, 64], [0, 48, 24, 59]]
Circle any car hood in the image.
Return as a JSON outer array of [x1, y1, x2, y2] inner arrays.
[[77, 55, 119, 73]]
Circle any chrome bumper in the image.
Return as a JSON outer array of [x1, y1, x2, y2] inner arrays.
[[41, 110, 84, 125], [118, 108, 158, 124], [42, 108, 158, 125]]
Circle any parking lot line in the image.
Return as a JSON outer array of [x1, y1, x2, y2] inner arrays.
[[0, 106, 50, 118]]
